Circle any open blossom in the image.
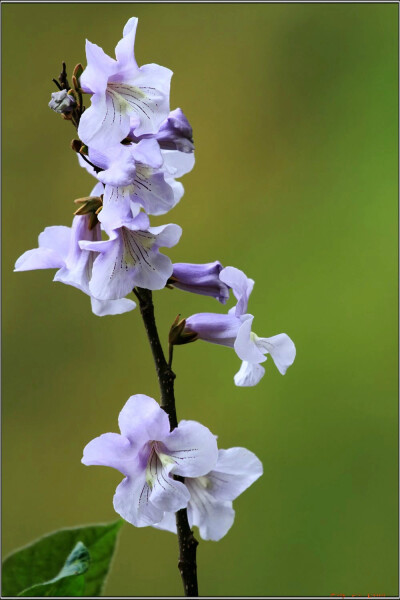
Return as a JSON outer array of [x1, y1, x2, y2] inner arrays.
[[78, 134, 194, 228], [78, 17, 172, 150], [153, 447, 263, 541], [79, 212, 182, 300], [185, 267, 296, 386], [14, 209, 136, 317], [169, 261, 230, 304], [82, 394, 218, 527]]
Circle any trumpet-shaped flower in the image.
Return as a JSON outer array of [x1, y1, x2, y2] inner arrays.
[[78, 135, 193, 227], [153, 447, 263, 541], [78, 17, 172, 150], [185, 267, 296, 386], [14, 211, 136, 317], [82, 394, 219, 527], [169, 261, 230, 304], [79, 213, 182, 300]]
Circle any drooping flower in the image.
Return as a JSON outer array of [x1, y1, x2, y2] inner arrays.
[[14, 208, 136, 317], [169, 261, 230, 304], [129, 108, 194, 153], [79, 212, 182, 300], [78, 17, 172, 150], [81, 394, 219, 527], [184, 266, 296, 386], [153, 447, 263, 541]]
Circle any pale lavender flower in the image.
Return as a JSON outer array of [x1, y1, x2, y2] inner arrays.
[[82, 394, 218, 527], [185, 267, 296, 386], [79, 213, 182, 300], [129, 108, 194, 153], [78, 17, 172, 150], [78, 140, 194, 228], [48, 90, 76, 113], [14, 210, 136, 317], [153, 447, 263, 541], [170, 261, 230, 304]]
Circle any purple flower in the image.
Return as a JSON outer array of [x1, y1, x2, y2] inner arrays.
[[129, 108, 194, 153], [79, 212, 182, 300], [78, 17, 172, 150], [82, 394, 218, 527], [155, 108, 194, 153], [48, 90, 76, 114], [14, 210, 136, 317], [185, 267, 296, 386], [153, 447, 263, 541], [170, 261, 230, 304]]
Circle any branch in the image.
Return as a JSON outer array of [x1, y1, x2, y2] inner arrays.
[[134, 287, 199, 597]]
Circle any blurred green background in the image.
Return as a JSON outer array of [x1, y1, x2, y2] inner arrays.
[[2, 3, 398, 597]]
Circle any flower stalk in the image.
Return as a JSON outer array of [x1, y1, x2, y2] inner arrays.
[[134, 286, 199, 596]]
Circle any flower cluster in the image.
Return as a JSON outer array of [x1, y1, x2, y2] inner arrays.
[[15, 16, 296, 544], [82, 394, 263, 541], [16, 17, 193, 316]]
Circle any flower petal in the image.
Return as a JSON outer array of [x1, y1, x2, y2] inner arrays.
[[114, 17, 139, 73], [133, 138, 163, 169], [255, 333, 296, 375], [129, 249, 174, 291], [123, 63, 172, 136], [96, 146, 136, 187], [78, 91, 131, 150], [147, 223, 182, 248], [54, 216, 100, 295], [234, 316, 266, 363], [99, 185, 138, 230], [113, 474, 164, 527], [39, 226, 71, 259], [162, 149, 195, 178], [14, 248, 64, 272], [118, 394, 170, 446], [207, 448, 263, 501], [219, 266, 254, 317], [164, 420, 218, 478], [171, 261, 230, 304], [80, 40, 117, 94], [130, 171, 179, 216], [185, 313, 241, 347], [90, 297, 136, 317], [81, 432, 134, 476], [147, 454, 190, 512], [234, 361, 265, 387], [186, 480, 235, 541], [152, 511, 177, 534]]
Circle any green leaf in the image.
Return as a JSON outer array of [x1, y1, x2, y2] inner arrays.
[[2, 521, 123, 597], [18, 542, 89, 597]]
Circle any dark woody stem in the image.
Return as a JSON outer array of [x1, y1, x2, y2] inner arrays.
[[133, 287, 199, 597]]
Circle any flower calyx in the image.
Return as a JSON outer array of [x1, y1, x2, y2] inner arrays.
[[74, 196, 103, 230], [169, 314, 198, 346]]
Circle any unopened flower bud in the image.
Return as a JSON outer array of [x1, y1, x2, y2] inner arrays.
[[48, 90, 76, 114], [169, 261, 229, 304]]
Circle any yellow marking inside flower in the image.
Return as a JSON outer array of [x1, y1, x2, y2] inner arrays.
[[197, 476, 211, 489], [136, 165, 153, 180], [145, 443, 174, 490]]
